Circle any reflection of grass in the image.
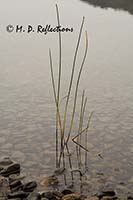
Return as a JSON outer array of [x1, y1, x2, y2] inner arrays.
[[49, 4, 93, 182]]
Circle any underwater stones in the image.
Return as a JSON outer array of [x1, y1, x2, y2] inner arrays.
[[40, 175, 58, 187], [62, 193, 82, 200], [7, 191, 29, 199], [9, 174, 26, 182], [0, 163, 20, 177], [9, 180, 22, 189], [62, 189, 74, 195], [0, 175, 10, 197], [27, 192, 41, 200], [22, 181, 37, 192], [41, 191, 63, 200], [96, 189, 116, 199], [41, 192, 55, 199], [88, 197, 99, 200], [101, 197, 118, 200], [0, 157, 13, 166], [127, 196, 133, 200], [53, 191, 64, 198]]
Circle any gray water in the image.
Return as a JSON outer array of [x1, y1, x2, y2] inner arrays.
[[0, 0, 133, 195]]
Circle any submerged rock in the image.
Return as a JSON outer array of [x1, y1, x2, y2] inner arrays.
[[22, 181, 37, 192], [62, 189, 74, 195], [27, 192, 41, 200], [0, 176, 10, 197], [40, 175, 58, 187], [9, 173, 26, 182], [127, 196, 133, 200], [41, 192, 55, 199], [0, 163, 20, 177], [7, 191, 29, 199], [9, 180, 23, 192], [53, 191, 64, 198], [96, 190, 116, 199], [0, 158, 13, 166], [101, 196, 118, 200], [62, 193, 82, 200]]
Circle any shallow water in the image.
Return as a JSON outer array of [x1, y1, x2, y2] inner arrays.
[[0, 0, 133, 196]]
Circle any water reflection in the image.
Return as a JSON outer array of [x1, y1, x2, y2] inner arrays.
[[80, 0, 133, 15]]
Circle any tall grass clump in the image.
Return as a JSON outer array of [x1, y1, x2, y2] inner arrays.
[[49, 4, 96, 183]]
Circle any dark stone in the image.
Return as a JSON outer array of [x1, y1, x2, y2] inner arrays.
[[128, 196, 133, 200], [27, 193, 41, 200], [9, 174, 26, 182], [10, 180, 22, 189], [0, 163, 20, 177], [102, 196, 118, 200], [8, 191, 29, 199], [41, 192, 56, 200], [0, 157, 13, 166], [53, 191, 63, 198], [10, 180, 23, 192], [96, 190, 116, 199], [62, 189, 74, 195], [22, 181, 37, 192], [62, 193, 81, 200]]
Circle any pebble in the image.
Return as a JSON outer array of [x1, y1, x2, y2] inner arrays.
[[40, 175, 58, 187], [27, 193, 41, 200], [0, 158, 13, 166], [0, 163, 20, 177], [96, 190, 116, 198], [9, 180, 22, 191], [22, 181, 37, 192], [0, 157, 132, 200], [62, 193, 81, 200], [62, 189, 74, 195], [41, 192, 54, 199], [8, 191, 29, 199]]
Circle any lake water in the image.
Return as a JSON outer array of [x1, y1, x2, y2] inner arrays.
[[0, 0, 133, 196]]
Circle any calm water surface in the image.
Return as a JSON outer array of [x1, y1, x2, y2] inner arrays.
[[0, 0, 133, 195]]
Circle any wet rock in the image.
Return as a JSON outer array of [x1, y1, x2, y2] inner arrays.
[[88, 197, 99, 200], [10, 180, 22, 189], [127, 196, 133, 200], [22, 181, 37, 192], [10, 180, 22, 192], [40, 175, 58, 187], [102, 196, 118, 200], [96, 190, 116, 199], [41, 191, 63, 200], [0, 176, 10, 197], [62, 193, 81, 200], [9, 173, 26, 182], [41, 198, 49, 200], [41, 192, 55, 199], [53, 191, 63, 198], [41, 197, 48, 200], [62, 189, 74, 195], [8, 191, 29, 199], [27, 193, 41, 200], [0, 157, 13, 166], [0, 163, 20, 177]]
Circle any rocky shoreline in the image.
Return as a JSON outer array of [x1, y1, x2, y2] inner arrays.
[[0, 157, 132, 200]]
